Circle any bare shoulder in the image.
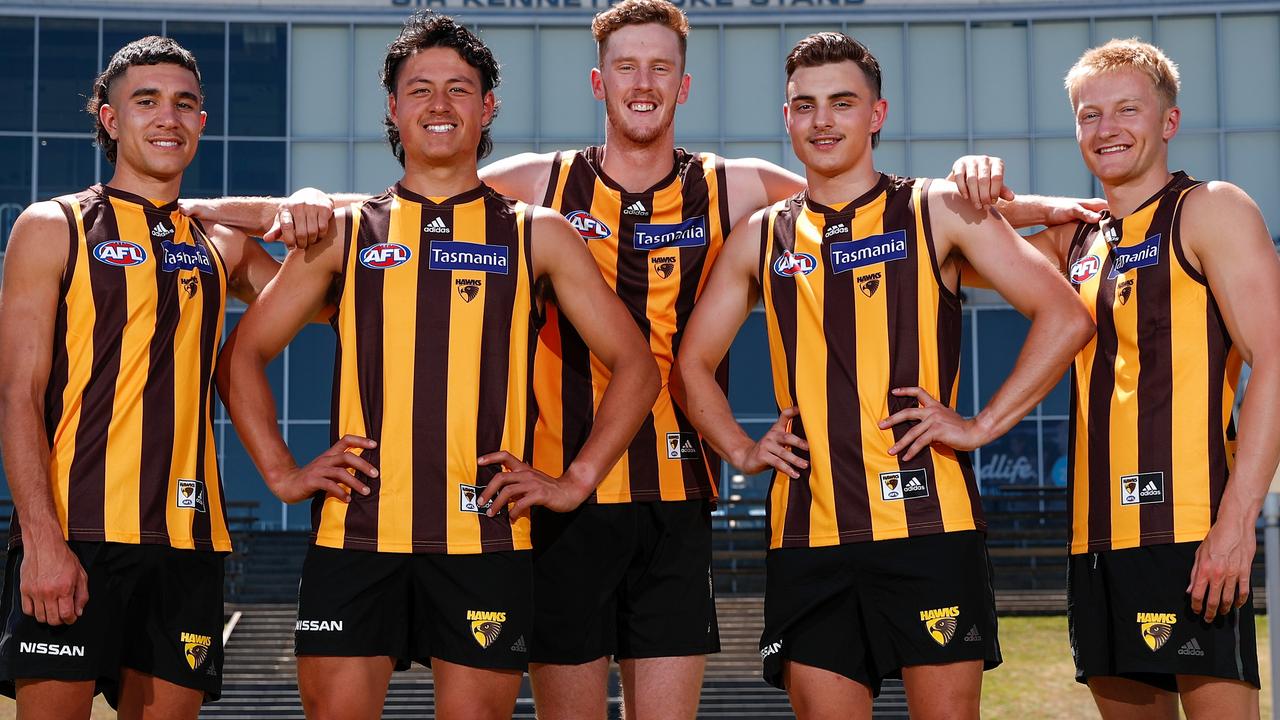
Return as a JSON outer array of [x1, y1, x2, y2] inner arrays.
[[481, 151, 560, 204], [527, 203, 575, 236], [6, 201, 73, 265], [924, 177, 988, 225], [1181, 180, 1269, 251]]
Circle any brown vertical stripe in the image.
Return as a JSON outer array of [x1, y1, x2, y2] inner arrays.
[[411, 203, 452, 550], [542, 151, 564, 207], [672, 158, 714, 496], [555, 154, 599, 483], [769, 202, 811, 547], [191, 220, 224, 550], [42, 200, 78, 440], [138, 207, 179, 544], [317, 213, 355, 531], [475, 195, 517, 551], [1135, 201, 1178, 541], [520, 209, 540, 462], [1085, 239, 1120, 550], [615, 187, 660, 498]]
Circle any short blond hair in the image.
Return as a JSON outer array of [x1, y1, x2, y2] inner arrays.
[[592, 0, 689, 65], [1065, 38, 1180, 109]]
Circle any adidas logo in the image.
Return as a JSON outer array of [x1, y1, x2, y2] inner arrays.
[[1178, 638, 1205, 657], [423, 216, 450, 233], [1141, 481, 1160, 496], [510, 635, 527, 653], [623, 200, 648, 216], [151, 222, 174, 237], [824, 223, 848, 238], [906, 478, 924, 490], [964, 625, 982, 643]]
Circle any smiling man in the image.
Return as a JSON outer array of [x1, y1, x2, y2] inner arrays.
[[672, 32, 1093, 720], [0, 37, 292, 719], [214, 12, 657, 720]]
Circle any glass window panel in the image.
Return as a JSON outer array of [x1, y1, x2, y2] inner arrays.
[[1041, 418, 1070, 488], [103, 21, 163, 70], [1226, 132, 1280, 235], [1042, 373, 1069, 417], [538, 28, 597, 140], [1222, 15, 1280, 129], [478, 27, 534, 139], [677, 26, 720, 140], [972, 23, 1028, 134], [907, 140, 967, 180], [1093, 18, 1151, 45], [292, 142, 349, 193], [287, 424, 336, 486], [1155, 17, 1217, 130], [973, 139, 1030, 195], [292, 26, 351, 138], [287, 324, 337, 420], [0, 137, 31, 253], [230, 23, 287, 137], [167, 23, 226, 136], [725, 142, 782, 166], [732, 419, 781, 501], [854, 25, 904, 140], [38, 18, 99, 133], [976, 419, 1042, 491], [181, 139, 225, 199], [0, 17, 34, 131], [728, 310, 775, 418], [725, 28, 782, 138], [354, 26, 399, 138], [354, 141, 402, 195], [875, 140, 907, 178], [37, 137, 96, 199], [219, 428, 276, 512], [681, 142, 719, 157], [1167, 133, 1218, 182], [976, 308, 1030, 408], [784, 25, 828, 53], [1032, 21, 1089, 134], [228, 141, 285, 196], [907, 25, 965, 136], [483, 143, 535, 170], [1033, 138, 1093, 198]]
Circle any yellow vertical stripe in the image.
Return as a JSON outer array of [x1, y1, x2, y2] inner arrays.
[[1070, 231, 1107, 554], [1107, 216, 1149, 549], [588, 185, 630, 502], [204, 237, 230, 551], [1169, 245, 1211, 543], [532, 316, 566, 477], [165, 214, 208, 549], [378, 199, 420, 552], [697, 155, 725, 296], [50, 201, 95, 537], [648, 183, 686, 500], [792, 210, 837, 545], [317, 206, 366, 548], [506, 205, 533, 549], [761, 209, 792, 549], [102, 199, 153, 543], [445, 198, 487, 552]]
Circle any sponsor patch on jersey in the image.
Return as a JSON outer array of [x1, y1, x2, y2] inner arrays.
[[1109, 234, 1161, 278], [829, 229, 908, 274], [160, 240, 214, 274], [20, 641, 85, 657], [94, 240, 148, 267], [880, 468, 929, 501], [824, 221, 850, 239], [180, 276, 200, 298], [359, 242, 412, 270], [760, 639, 783, 659], [651, 255, 677, 279], [1116, 278, 1135, 306], [566, 210, 612, 240], [633, 216, 707, 251], [1137, 611, 1177, 651], [423, 215, 450, 234], [295, 619, 344, 632], [429, 241, 508, 274], [150, 220, 176, 238], [1069, 254, 1100, 284], [456, 278, 482, 303], [772, 250, 817, 277], [181, 631, 212, 670], [1120, 472, 1164, 506], [665, 432, 701, 460], [458, 483, 499, 515], [176, 478, 207, 512], [467, 610, 507, 649], [920, 606, 960, 646], [857, 271, 881, 297]]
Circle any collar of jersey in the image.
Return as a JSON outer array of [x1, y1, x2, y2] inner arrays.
[[393, 181, 489, 207], [803, 172, 891, 219], [96, 183, 180, 214], [583, 145, 689, 195]]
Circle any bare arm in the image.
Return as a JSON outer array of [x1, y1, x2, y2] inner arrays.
[[182, 188, 368, 248], [882, 180, 1094, 459], [959, 222, 1075, 289], [723, 157, 805, 228], [947, 155, 1106, 228], [0, 202, 88, 626], [1178, 182, 1280, 621], [215, 209, 375, 504], [480, 152, 557, 206], [670, 210, 809, 478], [478, 208, 660, 516]]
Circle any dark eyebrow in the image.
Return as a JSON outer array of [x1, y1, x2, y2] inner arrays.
[[789, 90, 860, 104], [129, 88, 200, 103], [406, 75, 477, 86]]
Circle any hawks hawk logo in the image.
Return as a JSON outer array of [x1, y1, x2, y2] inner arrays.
[[920, 606, 960, 647], [181, 276, 199, 298], [857, 272, 881, 297], [1117, 278, 1134, 306], [467, 610, 507, 649], [652, 255, 676, 279], [1137, 612, 1177, 651], [456, 278, 481, 303], [181, 632, 212, 670]]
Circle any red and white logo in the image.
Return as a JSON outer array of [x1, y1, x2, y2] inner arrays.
[[93, 240, 148, 267], [359, 243, 412, 269], [1069, 255, 1100, 284], [772, 250, 817, 277], [565, 210, 612, 240]]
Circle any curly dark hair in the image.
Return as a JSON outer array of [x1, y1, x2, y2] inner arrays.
[[381, 11, 501, 165], [86, 36, 203, 165], [786, 32, 883, 149]]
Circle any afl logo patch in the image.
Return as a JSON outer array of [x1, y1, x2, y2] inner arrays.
[[1069, 255, 1100, 284], [359, 243, 412, 269], [94, 240, 148, 267], [566, 210, 612, 240], [772, 250, 817, 277]]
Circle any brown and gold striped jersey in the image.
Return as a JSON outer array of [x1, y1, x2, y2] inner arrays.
[[317, 183, 538, 554], [759, 175, 983, 549], [1065, 172, 1240, 554], [535, 146, 729, 504], [9, 184, 231, 551]]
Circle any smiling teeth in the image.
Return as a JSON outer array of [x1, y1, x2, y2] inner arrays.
[[427, 124, 455, 133], [153, 141, 179, 147], [1098, 145, 1129, 154], [631, 103, 655, 112]]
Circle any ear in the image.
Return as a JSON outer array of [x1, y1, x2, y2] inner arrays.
[[481, 90, 496, 127], [1162, 105, 1180, 142], [590, 67, 606, 102], [100, 103, 120, 141], [199, 110, 207, 135], [869, 97, 889, 135], [388, 92, 399, 126], [783, 102, 791, 131], [676, 73, 691, 106]]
